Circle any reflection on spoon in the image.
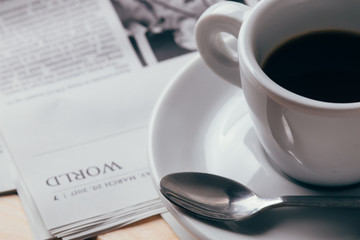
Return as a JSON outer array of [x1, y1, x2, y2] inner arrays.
[[160, 172, 360, 221]]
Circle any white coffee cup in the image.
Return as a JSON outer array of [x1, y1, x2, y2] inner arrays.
[[195, 0, 360, 187]]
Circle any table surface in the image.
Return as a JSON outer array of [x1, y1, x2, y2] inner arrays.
[[0, 194, 180, 240]]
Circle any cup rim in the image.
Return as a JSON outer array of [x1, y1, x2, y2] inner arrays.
[[238, 0, 360, 114]]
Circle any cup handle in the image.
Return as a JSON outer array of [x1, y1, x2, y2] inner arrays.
[[195, 2, 251, 87]]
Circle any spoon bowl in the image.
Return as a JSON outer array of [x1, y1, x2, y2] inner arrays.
[[160, 172, 360, 221]]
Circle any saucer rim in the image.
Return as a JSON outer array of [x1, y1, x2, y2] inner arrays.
[[148, 55, 226, 239], [148, 54, 269, 239]]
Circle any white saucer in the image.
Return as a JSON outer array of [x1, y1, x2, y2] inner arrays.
[[149, 55, 360, 240]]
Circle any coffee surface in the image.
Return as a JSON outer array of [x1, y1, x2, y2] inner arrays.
[[262, 30, 360, 103]]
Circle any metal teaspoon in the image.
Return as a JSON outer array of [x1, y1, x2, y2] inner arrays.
[[160, 172, 360, 221]]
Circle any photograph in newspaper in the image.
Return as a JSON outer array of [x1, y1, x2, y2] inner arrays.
[[111, 0, 228, 66]]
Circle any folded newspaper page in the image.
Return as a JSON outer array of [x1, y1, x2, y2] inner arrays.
[[0, 137, 15, 194], [0, 0, 225, 239]]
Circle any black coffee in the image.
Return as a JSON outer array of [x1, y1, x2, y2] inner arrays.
[[262, 30, 360, 103]]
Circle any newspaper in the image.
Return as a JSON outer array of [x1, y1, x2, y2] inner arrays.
[[0, 0, 233, 239], [0, 136, 15, 193], [0, 0, 258, 197]]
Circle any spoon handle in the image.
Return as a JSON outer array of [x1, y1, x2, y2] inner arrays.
[[280, 196, 360, 208]]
